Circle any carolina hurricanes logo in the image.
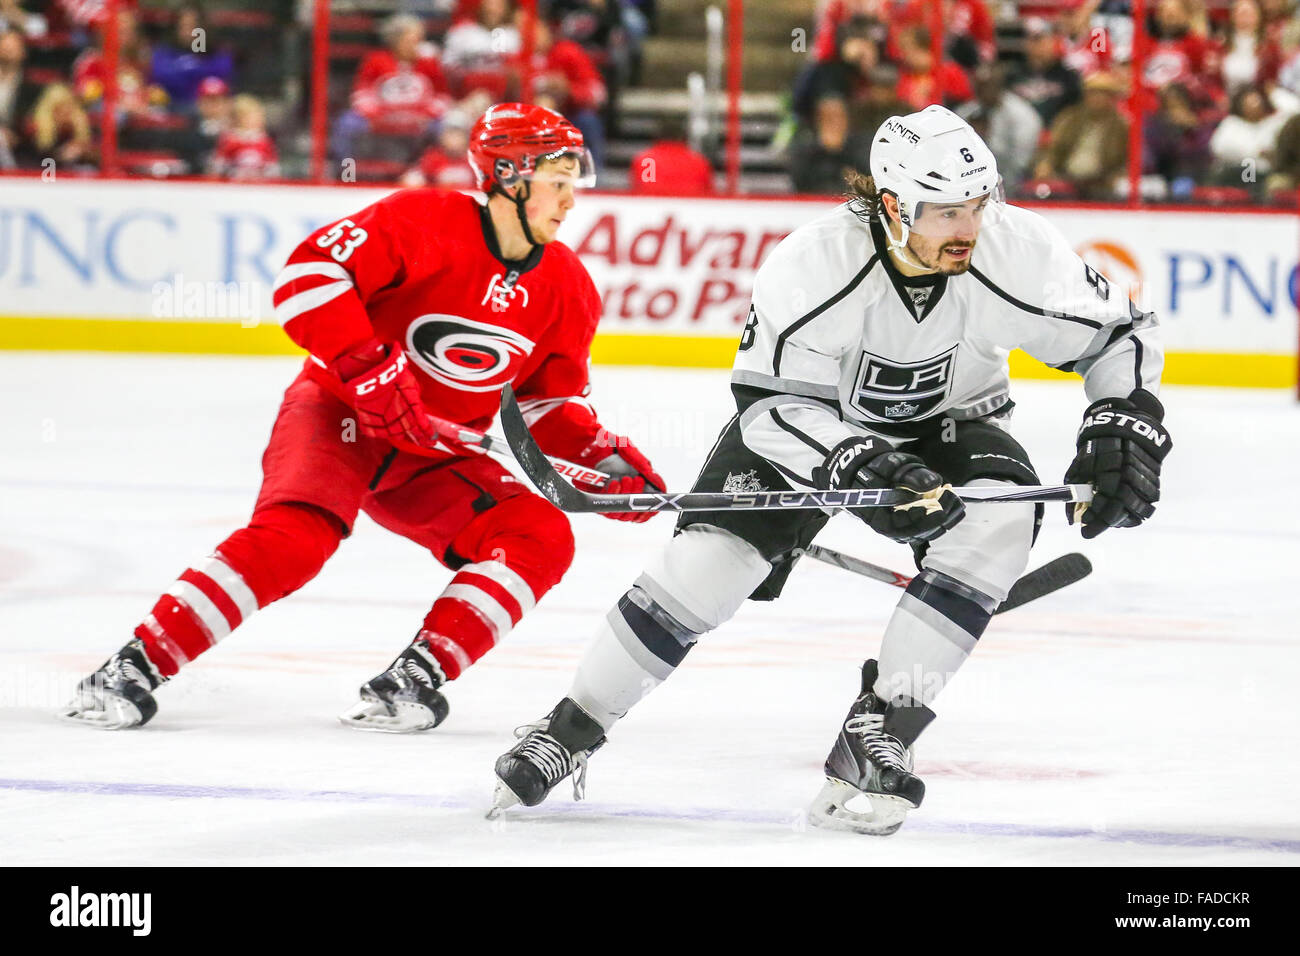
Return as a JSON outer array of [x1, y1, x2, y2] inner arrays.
[[406, 315, 535, 392]]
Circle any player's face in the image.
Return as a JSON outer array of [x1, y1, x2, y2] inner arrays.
[[904, 196, 987, 275], [523, 157, 579, 243]]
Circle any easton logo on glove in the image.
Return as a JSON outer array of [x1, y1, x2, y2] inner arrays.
[[1078, 407, 1171, 450], [1066, 388, 1171, 539]]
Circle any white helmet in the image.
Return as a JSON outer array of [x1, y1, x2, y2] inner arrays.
[[869, 105, 1004, 252]]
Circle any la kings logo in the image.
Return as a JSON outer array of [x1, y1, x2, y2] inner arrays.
[[848, 345, 958, 422]]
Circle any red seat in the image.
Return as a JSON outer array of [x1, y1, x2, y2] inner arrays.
[[209, 11, 274, 29], [125, 112, 190, 131], [1190, 185, 1252, 205], [26, 32, 76, 51], [117, 150, 186, 177], [1020, 178, 1078, 199], [24, 67, 66, 86], [351, 158, 407, 182]]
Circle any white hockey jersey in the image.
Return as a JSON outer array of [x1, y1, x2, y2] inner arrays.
[[732, 200, 1164, 489]]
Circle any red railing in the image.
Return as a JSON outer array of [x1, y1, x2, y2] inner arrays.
[[83, 0, 1299, 210]]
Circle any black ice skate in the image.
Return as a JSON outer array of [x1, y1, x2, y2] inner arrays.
[[489, 698, 606, 816], [59, 638, 164, 730], [339, 639, 450, 733], [808, 659, 935, 835]]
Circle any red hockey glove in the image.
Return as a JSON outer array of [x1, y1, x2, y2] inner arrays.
[[329, 339, 436, 447], [574, 432, 666, 523]]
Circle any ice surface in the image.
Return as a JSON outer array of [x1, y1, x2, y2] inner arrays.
[[1, 353, 1297, 865]]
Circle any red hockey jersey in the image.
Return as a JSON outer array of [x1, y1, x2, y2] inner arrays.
[[271, 189, 606, 460]]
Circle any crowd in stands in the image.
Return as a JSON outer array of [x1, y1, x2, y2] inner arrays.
[[7, 0, 1300, 205], [791, 0, 1300, 203], [0, 0, 651, 182]]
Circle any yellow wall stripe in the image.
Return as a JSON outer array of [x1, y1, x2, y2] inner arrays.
[[0, 317, 1294, 388]]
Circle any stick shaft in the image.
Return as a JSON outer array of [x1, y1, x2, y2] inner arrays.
[[499, 386, 1090, 513], [424, 412, 611, 485]]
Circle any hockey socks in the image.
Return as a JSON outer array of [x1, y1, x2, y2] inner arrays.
[[568, 526, 771, 729], [874, 569, 996, 706], [134, 503, 344, 675], [417, 560, 538, 679]]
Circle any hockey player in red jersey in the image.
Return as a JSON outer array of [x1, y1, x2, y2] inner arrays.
[[62, 103, 665, 733]]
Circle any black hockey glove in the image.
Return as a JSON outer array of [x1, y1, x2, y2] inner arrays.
[[1064, 388, 1172, 539], [813, 436, 965, 543]]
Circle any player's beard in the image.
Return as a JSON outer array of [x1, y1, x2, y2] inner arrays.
[[908, 236, 976, 275]]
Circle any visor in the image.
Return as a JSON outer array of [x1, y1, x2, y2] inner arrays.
[[900, 177, 1006, 238], [521, 147, 598, 188]]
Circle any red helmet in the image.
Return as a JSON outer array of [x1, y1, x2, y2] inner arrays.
[[468, 102, 597, 192]]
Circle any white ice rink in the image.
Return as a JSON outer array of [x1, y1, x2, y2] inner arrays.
[[1, 352, 1298, 865]]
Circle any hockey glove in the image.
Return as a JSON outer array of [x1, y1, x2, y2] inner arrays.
[[574, 431, 666, 524], [1065, 388, 1171, 539], [330, 339, 437, 447], [813, 436, 965, 543]]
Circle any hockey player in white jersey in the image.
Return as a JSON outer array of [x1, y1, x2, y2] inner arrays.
[[491, 105, 1172, 834]]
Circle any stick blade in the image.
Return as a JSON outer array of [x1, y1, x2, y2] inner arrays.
[[997, 553, 1093, 614], [498, 384, 593, 512]]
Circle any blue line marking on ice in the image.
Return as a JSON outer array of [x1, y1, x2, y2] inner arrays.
[[1, 777, 1297, 854]]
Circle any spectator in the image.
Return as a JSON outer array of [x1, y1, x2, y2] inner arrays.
[[333, 13, 451, 160], [788, 95, 872, 194], [22, 82, 93, 168], [443, 0, 518, 98], [1061, 0, 1113, 78], [547, 0, 626, 78], [1144, 82, 1216, 197], [851, 63, 910, 142], [894, 25, 973, 111], [1034, 70, 1130, 199], [0, 28, 38, 168], [792, 15, 882, 124], [149, 4, 235, 110], [811, 0, 891, 63], [1209, 84, 1291, 189], [402, 110, 478, 189], [1217, 0, 1282, 97], [1258, 0, 1294, 43], [629, 113, 713, 195], [1277, 16, 1300, 97], [1267, 108, 1300, 195], [0, 0, 46, 38], [73, 7, 164, 120], [956, 61, 1042, 190], [893, 0, 996, 69], [510, 11, 607, 166], [177, 75, 230, 175], [1143, 0, 1223, 112], [211, 93, 278, 181], [1007, 17, 1083, 128]]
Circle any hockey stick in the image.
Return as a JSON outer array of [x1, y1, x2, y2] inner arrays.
[[499, 385, 1093, 514], [423, 411, 612, 486], [795, 544, 1093, 614]]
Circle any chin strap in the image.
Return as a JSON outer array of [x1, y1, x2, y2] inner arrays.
[[493, 179, 539, 249], [882, 216, 934, 272]]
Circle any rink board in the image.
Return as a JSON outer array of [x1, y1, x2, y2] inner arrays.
[[0, 178, 1295, 387]]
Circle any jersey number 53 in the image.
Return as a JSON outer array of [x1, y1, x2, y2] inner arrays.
[[316, 218, 370, 263]]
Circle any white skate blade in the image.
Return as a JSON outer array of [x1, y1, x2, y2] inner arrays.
[[338, 698, 438, 733], [58, 694, 143, 731], [807, 778, 914, 836], [486, 779, 521, 819]]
